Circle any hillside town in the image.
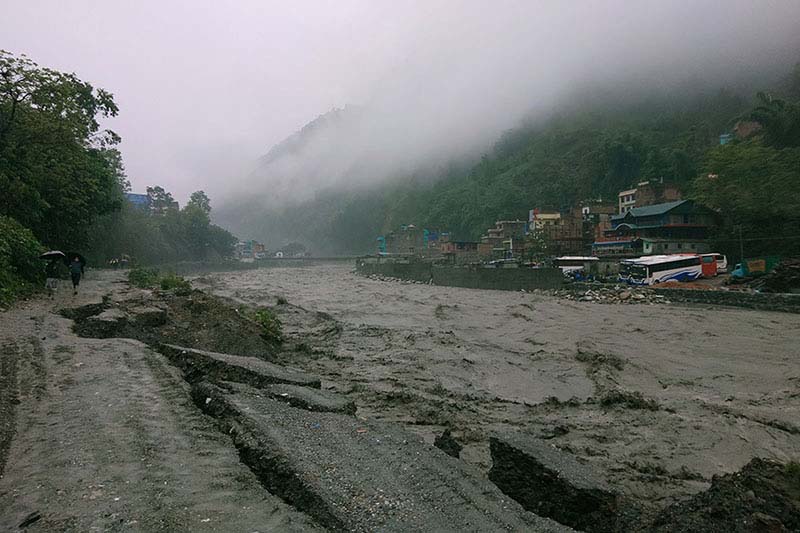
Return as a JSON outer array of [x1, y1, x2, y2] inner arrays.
[[377, 179, 717, 271]]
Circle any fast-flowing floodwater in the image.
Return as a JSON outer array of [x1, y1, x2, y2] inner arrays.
[[195, 261, 800, 504]]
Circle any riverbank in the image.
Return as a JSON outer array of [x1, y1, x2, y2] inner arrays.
[[2, 266, 799, 531], [196, 263, 800, 524]]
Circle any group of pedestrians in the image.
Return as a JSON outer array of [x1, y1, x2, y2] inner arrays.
[[45, 256, 84, 298]]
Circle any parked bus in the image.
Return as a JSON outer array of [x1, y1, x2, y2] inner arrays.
[[619, 254, 702, 285], [699, 254, 718, 277], [554, 256, 599, 274], [703, 253, 727, 273]]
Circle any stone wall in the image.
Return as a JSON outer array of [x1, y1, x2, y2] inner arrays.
[[355, 260, 564, 291], [651, 287, 800, 313]]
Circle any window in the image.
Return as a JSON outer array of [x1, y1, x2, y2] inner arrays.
[[677, 243, 682, 249]]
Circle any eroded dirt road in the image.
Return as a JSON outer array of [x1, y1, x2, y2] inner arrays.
[[195, 262, 800, 508], [0, 271, 318, 532]]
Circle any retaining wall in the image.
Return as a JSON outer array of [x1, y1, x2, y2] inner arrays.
[[651, 287, 800, 313], [355, 260, 564, 291]]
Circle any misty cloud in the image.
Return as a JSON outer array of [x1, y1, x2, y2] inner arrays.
[[2, 1, 799, 207]]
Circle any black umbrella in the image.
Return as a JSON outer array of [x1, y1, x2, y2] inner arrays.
[[63, 252, 87, 267], [39, 250, 66, 261]]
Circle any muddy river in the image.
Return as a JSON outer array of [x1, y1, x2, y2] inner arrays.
[[194, 261, 800, 506]]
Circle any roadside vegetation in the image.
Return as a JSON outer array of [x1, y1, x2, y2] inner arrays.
[[87, 188, 237, 266], [0, 50, 238, 304], [128, 267, 192, 295], [0, 216, 44, 306], [253, 308, 283, 345]]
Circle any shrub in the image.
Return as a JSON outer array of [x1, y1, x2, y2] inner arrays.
[[0, 216, 44, 305], [128, 268, 192, 295], [159, 274, 192, 295], [128, 267, 160, 288], [254, 308, 283, 345]]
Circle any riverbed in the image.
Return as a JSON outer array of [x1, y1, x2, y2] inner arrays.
[[194, 262, 800, 507]]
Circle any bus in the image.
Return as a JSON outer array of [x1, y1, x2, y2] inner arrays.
[[619, 254, 702, 285], [711, 253, 728, 273], [554, 256, 599, 274]]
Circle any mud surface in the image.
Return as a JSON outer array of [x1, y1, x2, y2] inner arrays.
[[193, 380, 568, 532], [64, 285, 276, 358], [3, 264, 799, 531], [0, 272, 319, 532], [195, 263, 800, 515], [649, 458, 800, 531]]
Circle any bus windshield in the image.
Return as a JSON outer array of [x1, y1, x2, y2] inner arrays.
[[629, 265, 648, 279]]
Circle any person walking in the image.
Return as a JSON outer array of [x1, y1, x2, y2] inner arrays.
[[45, 260, 60, 298], [69, 256, 84, 295]]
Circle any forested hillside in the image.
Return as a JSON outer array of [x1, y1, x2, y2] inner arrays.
[[0, 51, 237, 303], [223, 62, 800, 257]]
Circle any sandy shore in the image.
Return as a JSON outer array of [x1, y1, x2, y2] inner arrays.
[[196, 262, 800, 507]]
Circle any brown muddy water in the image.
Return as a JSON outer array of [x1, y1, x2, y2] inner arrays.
[[193, 262, 800, 508]]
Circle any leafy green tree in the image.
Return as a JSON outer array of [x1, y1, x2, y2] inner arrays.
[[188, 190, 211, 214], [0, 215, 43, 305], [749, 93, 800, 148], [88, 186, 237, 264], [146, 185, 176, 214], [0, 50, 123, 249], [693, 140, 800, 257]]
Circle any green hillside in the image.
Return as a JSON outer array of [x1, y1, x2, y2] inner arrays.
[[230, 63, 799, 258]]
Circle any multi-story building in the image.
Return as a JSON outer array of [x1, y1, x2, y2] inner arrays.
[[581, 202, 617, 247], [593, 199, 716, 257], [383, 224, 425, 256], [479, 220, 527, 259], [618, 181, 682, 214], [618, 188, 637, 214], [440, 241, 480, 264]]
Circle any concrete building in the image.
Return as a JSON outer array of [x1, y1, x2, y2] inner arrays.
[[479, 220, 527, 259], [593, 199, 716, 257], [235, 240, 267, 261], [618, 188, 637, 214], [581, 202, 617, 246], [635, 180, 682, 208], [617, 181, 682, 214], [528, 207, 586, 256], [528, 209, 561, 230], [440, 241, 480, 264], [384, 225, 425, 256], [124, 192, 150, 210]]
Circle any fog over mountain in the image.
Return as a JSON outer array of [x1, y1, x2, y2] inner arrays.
[[3, 1, 800, 245], [210, 1, 800, 245]]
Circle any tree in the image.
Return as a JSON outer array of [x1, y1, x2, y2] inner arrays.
[[749, 93, 800, 148], [692, 140, 800, 257], [188, 190, 211, 214], [0, 50, 122, 248], [146, 185, 176, 214]]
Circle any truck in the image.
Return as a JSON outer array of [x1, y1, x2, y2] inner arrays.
[[730, 256, 781, 279]]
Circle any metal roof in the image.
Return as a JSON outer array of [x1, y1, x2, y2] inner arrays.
[[611, 200, 688, 221]]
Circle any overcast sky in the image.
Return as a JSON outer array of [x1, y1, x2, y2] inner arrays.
[[2, 1, 799, 204]]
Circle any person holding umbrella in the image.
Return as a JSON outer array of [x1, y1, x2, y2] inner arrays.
[[39, 250, 66, 299]]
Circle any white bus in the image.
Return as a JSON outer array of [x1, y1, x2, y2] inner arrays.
[[711, 253, 728, 273], [619, 254, 702, 285], [554, 256, 599, 274]]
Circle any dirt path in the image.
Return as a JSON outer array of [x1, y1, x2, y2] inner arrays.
[[195, 263, 800, 508], [0, 271, 318, 531]]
